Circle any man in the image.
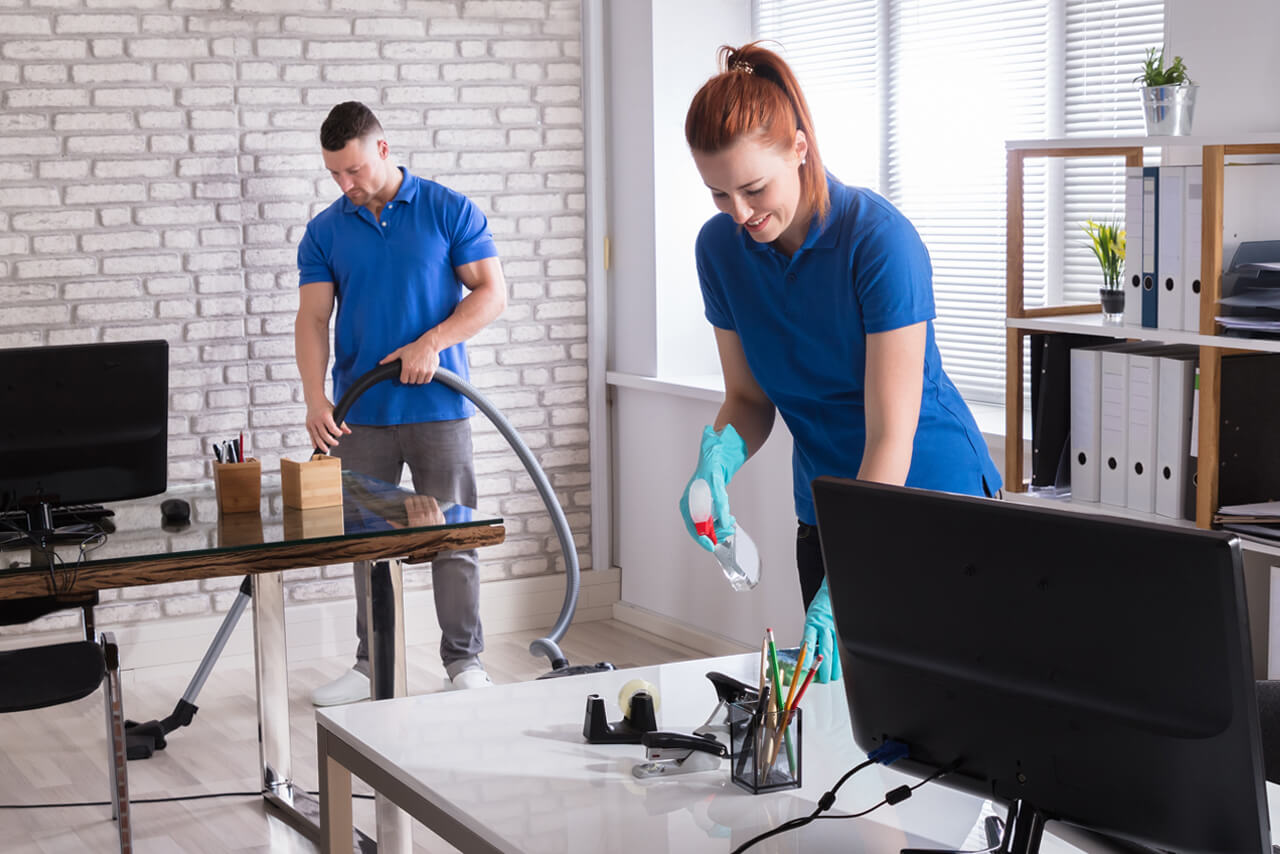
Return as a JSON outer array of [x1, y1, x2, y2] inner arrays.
[[295, 102, 507, 705]]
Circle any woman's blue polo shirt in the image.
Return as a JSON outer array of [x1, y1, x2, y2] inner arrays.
[[297, 168, 497, 426], [696, 173, 1001, 525]]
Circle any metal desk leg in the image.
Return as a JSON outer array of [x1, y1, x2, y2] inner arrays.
[[363, 559, 411, 853], [251, 571, 323, 841]]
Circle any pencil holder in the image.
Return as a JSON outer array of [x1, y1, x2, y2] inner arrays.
[[283, 504, 346, 540], [728, 699, 801, 794], [281, 453, 343, 510], [213, 458, 262, 514]]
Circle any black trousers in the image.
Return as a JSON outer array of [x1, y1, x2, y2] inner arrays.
[[796, 477, 1000, 613], [795, 522, 826, 612]]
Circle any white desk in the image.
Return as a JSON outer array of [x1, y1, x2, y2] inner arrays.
[[320, 653, 1259, 854]]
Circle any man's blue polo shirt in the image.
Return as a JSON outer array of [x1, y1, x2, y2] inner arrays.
[[298, 168, 498, 426], [696, 173, 1002, 525]]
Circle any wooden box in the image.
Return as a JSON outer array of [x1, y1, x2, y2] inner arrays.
[[281, 453, 343, 510], [213, 458, 262, 514]]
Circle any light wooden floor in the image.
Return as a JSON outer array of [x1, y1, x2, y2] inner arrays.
[[0, 619, 706, 853]]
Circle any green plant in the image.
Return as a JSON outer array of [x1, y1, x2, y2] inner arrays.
[[1135, 47, 1193, 87], [1083, 219, 1126, 290]]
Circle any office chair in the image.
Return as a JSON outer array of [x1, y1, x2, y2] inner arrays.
[[0, 592, 132, 853]]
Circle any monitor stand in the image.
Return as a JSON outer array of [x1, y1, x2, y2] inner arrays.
[[903, 800, 1045, 854]]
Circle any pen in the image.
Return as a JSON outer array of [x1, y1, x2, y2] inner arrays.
[[231, 438, 241, 464], [213, 443, 223, 463], [239, 430, 245, 462]]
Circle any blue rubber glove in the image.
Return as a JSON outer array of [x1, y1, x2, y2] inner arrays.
[[802, 579, 842, 683], [677, 424, 748, 552]]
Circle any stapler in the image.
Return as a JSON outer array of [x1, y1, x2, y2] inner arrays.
[[693, 671, 759, 740], [632, 731, 728, 778]]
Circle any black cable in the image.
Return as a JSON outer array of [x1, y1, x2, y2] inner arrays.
[[730, 758, 876, 854], [730, 756, 960, 854], [0, 790, 377, 809]]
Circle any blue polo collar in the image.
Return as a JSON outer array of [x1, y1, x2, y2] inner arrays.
[[340, 166, 418, 215], [742, 171, 844, 255]]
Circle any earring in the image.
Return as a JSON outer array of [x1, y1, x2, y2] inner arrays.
[[800, 158, 806, 166]]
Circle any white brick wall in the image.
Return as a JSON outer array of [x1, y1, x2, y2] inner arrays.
[[0, 0, 588, 635]]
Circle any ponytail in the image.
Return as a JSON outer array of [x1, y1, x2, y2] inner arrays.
[[685, 42, 828, 224]]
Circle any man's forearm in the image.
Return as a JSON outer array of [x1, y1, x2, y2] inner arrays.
[[295, 319, 332, 404], [418, 280, 506, 352]]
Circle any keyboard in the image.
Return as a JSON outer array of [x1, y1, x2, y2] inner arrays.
[[0, 503, 115, 527]]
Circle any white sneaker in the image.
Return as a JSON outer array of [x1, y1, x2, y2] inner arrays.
[[448, 668, 494, 690], [311, 669, 370, 707]]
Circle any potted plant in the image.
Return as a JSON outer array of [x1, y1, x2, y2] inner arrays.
[[1083, 218, 1126, 323], [1135, 46, 1196, 135]]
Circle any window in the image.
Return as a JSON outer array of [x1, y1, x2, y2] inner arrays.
[[757, 0, 1163, 404]]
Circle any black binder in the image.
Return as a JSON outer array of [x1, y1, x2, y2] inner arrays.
[[1218, 353, 1280, 507]]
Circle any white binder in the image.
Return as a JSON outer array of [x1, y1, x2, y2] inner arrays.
[[1182, 166, 1203, 333], [1125, 350, 1161, 513], [1099, 345, 1135, 506], [1069, 345, 1103, 503], [1122, 165, 1145, 327], [1157, 167, 1184, 331], [1155, 351, 1198, 519]]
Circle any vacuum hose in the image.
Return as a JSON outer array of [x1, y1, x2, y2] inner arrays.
[[324, 361, 575, 670]]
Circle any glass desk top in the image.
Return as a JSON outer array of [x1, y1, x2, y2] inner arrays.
[[0, 471, 503, 574]]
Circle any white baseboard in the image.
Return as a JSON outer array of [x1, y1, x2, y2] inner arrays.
[[611, 600, 753, 657], [0, 569, 621, 676]]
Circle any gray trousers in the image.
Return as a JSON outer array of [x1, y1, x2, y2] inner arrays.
[[330, 419, 483, 673]]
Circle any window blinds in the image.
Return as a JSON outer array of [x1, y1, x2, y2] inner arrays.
[[756, 0, 1164, 404]]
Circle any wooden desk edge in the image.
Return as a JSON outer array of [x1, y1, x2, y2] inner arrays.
[[0, 525, 506, 600]]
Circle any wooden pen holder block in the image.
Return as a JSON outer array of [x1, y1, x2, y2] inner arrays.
[[281, 453, 343, 510], [213, 458, 262, 514]]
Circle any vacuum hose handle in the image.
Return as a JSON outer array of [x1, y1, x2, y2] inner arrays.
[[314, 360, 404, 456]]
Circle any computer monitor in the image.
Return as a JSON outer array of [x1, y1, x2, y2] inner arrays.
[[0, 340, 168, 526], [810, 477, 1269, 854]]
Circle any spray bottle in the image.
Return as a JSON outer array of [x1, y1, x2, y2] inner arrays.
[[688, 479, 761, 592]]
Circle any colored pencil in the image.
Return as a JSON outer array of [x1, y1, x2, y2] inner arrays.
[[784, 641, 808, 712]]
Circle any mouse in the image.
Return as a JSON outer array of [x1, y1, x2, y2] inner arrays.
[[161, 498, 191, 526]]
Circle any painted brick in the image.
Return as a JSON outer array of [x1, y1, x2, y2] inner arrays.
[[3, 40, 87, 60], [383, 40, 457, 60], [126, 38, 210, 58], [306, 41, 379, 60], [93, 87, 174, 107], [0, 304, 71, 325], [0, 15, 52, 34], [354, 17, 427, 37], [8, 87, 90, 107], [0, 113, 48, 132], [0, 165, 34, 183], [144, 16, 187, 35], [55, 13, 140, 33], [0, 187, 60, 210], [464, 0, 545, 16], [24, 63, 69, 83], [65, 183, 148, 204]]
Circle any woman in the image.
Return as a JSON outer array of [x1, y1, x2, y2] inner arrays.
[[678, 42, 1001, 682]]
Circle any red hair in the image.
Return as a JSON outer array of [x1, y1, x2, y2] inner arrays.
[[685, 42, 829, 224]]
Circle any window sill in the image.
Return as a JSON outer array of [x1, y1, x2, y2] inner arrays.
[[606, 372, 1024, 443]]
